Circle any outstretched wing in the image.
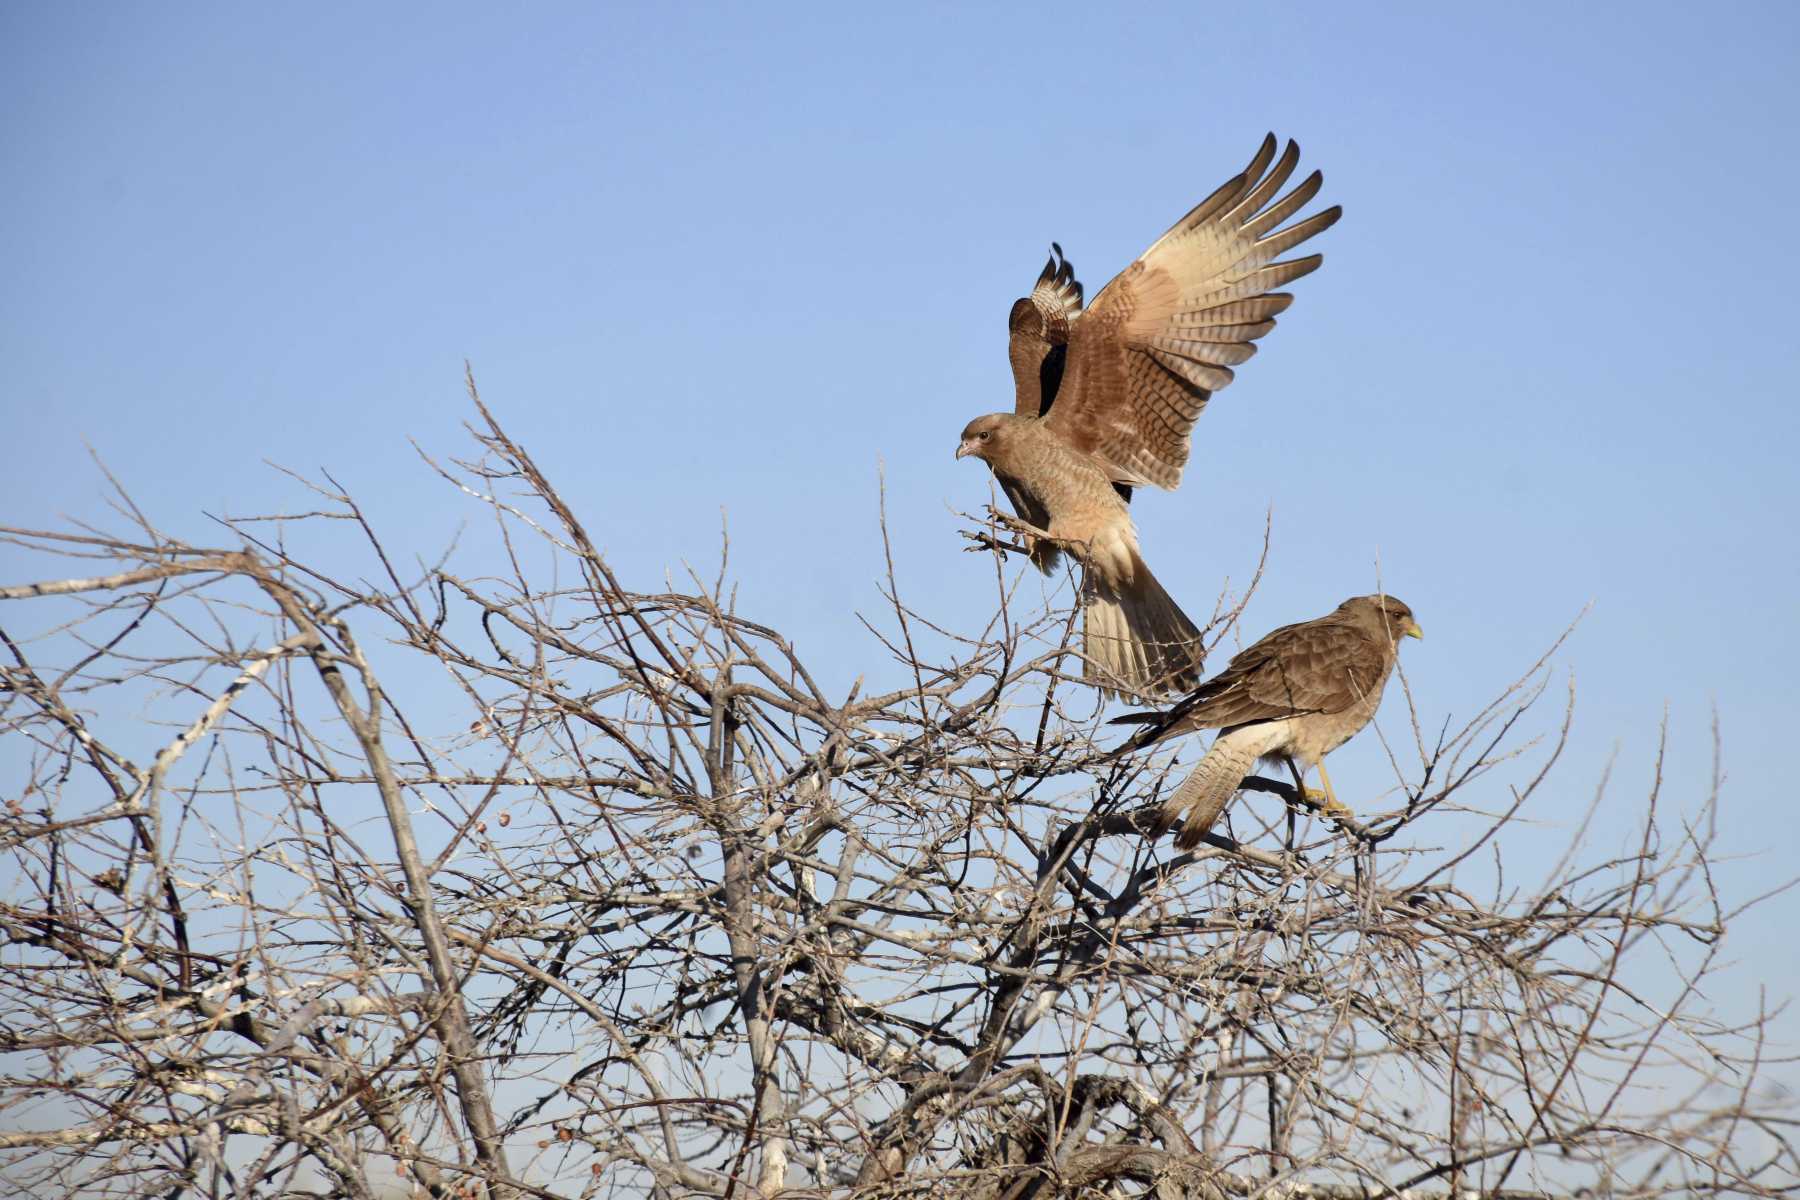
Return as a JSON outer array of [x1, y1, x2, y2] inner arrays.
[[1008, 243, 1084, 418], [1043, 135, 1341, 490], [1120, 615, 1385, 745]]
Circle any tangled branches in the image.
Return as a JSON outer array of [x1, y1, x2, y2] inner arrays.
[[0, 397, 1791, 1199]]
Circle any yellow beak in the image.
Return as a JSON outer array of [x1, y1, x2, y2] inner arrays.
[[1405, 620, 1424, 640]]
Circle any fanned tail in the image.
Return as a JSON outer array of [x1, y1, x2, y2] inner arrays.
[[1081, 549, 1203, 701]]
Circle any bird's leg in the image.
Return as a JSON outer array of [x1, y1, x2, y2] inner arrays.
[[960, 528, 1031, 558], [963, 509, 1048, 562], [1288, 761, 1330, 809], [1311, 760, 1354, 821], [983, 507, 1049, 542], [1285, 760, 1355, 827], [982, 508, 1089, 554], [1280, 762, 1306, 851]]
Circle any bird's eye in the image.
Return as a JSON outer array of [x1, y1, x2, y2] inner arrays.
[[979, 431, 991, 441]]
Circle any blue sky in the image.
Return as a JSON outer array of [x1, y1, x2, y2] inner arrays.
[[4, 2, 1798, 1038]]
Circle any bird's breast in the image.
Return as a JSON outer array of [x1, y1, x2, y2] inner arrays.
[[1015, 429, 1128, 515]]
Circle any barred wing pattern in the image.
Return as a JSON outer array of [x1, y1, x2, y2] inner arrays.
[[1044, 135, 1341, 490], [1131, 615, 1388, 743], [1008, 243, 1085, 418]]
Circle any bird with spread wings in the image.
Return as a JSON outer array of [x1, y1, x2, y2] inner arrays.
[[1112, 594, 1422, 849], [956, 134, 1341, 699]]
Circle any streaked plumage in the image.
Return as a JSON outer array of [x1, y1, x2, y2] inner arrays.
[[958, 134, 1341, 700], [1113, 594, 1422, 848]]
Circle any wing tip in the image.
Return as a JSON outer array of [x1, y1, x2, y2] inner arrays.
[[1031, 242, 1084, 310]]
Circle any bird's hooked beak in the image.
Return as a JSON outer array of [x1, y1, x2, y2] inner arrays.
[[1404, 619, 1424, 640], [954, 439, 976, 461]]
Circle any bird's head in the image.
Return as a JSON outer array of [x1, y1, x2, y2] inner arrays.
[[955, 414, 1011, 464], [1344, 594, 1423, 643]]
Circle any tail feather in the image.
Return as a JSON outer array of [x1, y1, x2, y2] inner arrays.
[[1082, 549, 1203, 700], [1160, 732, 1262, 850]]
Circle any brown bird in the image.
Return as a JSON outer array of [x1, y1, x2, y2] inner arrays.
[[1112, 594, 1422, 849], [956, 134, 1341, 700]]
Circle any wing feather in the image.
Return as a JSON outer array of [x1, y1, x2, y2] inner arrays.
[[1042, 136, 1340, 490], [1159, 320, 1277, 344], [1147, 337, 1259, 367], [1236, 208, 1342, 272], [1243, 169, 1323, 240], [1182, 254, 1327, 311], [1008, 244, 1085, 417], [1222, 138, 1302, 226], [1167, 294, 1294, 329], [1147, 347, 1237, 388], [1122, 615, 1385, 744]]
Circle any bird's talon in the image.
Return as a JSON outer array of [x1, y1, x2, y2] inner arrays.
[[1298, 786, 1352, 820]]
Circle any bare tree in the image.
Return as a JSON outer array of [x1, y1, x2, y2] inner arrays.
[[2, 392, 1793, 1199]]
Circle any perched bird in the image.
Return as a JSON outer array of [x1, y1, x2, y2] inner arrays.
[[1112, 594, 1422, 849], [956, 134, 1341, 699]]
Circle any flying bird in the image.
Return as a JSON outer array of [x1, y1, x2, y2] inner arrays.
[[1112, 594, 1421, 849], [956, 134, 1342, 700]]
